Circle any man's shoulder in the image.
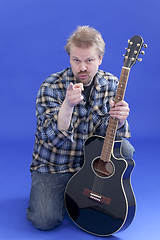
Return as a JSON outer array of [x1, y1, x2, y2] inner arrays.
[[37, 68, 72, 99], [98, 69, 118, 82], [43, 67, 72, 86], [97, 70, 118, 91]]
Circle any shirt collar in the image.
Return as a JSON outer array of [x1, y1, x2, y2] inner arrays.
[[94, 70, 109, 92]]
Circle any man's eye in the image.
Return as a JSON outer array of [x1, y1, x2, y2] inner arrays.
[[74, 59, 79, 63], [87, 59, 93, 63]]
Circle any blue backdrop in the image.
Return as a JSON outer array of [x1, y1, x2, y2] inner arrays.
[[0, 0, 160, 239], [0, 0, 159, 142]]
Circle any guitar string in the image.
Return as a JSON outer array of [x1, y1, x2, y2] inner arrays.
[[91, 68, 130, 195], [92, 175, 104, 194]]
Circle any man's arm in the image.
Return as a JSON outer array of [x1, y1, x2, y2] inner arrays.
[[57, 82, 84, 131], [35, 82, 83, 147]]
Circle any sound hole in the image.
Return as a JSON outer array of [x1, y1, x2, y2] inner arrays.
[[92, 157, 114, 178]]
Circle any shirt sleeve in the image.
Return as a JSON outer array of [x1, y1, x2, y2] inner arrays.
[[35, 83, 74, 148], [116, 120, 131, 138]]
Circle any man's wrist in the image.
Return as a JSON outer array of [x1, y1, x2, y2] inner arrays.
[[117, 119, 125, 129]]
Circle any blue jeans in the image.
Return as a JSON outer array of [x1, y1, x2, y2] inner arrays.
[[27, 171, 73, 230], [27, 138, 135, 230]]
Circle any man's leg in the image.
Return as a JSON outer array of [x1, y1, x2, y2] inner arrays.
[[27, 171, 73, 230], [121, 138, 135, 159]]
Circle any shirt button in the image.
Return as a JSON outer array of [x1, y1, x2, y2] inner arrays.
[[83, 127, 87, 133]]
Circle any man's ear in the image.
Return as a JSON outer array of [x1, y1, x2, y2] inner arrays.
[[99, 55, 103, 65]]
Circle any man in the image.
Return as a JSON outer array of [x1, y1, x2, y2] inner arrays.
[[27, 26, 135, 230]]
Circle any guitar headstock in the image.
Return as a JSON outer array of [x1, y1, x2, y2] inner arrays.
[[123, 35, 147, 68]]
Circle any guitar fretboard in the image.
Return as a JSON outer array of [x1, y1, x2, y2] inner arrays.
[[100, 67, 130, 162]]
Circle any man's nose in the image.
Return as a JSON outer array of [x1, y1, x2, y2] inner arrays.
[[80, 62, 87, 72]]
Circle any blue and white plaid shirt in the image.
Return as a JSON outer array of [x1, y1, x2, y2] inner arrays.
[[30, 67, 131, 173]]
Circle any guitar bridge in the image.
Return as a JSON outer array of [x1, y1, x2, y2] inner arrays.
[[83, 188, 111, 205]]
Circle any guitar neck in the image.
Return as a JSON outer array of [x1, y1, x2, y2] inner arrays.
[[100, 67, 130, 162]]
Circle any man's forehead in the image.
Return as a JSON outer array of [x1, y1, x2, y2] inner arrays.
[[70, 43, 98, 57]]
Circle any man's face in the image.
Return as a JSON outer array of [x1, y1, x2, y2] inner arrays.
[[70, 44, 103, 86]]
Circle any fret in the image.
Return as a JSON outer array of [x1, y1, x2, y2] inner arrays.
[[120, 74, 128, 79], [100, 67, 130, 162]]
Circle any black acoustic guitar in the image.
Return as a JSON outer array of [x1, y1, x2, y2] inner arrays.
[[65, 36, 146, 236]]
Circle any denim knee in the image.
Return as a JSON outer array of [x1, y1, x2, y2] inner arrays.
[[27, 207, 63, 230], [121, 138, 135, 159], [27, 171, 73, 231]]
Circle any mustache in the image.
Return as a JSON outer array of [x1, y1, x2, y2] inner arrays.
[[78, 71, 89, 74]]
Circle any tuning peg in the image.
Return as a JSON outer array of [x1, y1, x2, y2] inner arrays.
[[138, 58, 142, 62], [141, 51, 145, 55], [123, 54, 129, 60], [143, 43, 148, 48]]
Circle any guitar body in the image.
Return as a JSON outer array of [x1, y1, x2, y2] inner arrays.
[[65, 135, 136, 236]]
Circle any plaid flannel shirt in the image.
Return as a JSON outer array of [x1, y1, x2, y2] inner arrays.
[[30, 67, 131, 173]]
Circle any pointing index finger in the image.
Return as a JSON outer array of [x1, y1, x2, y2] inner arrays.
[[67, 82, 75, 91]]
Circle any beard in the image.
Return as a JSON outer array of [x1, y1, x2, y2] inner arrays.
[[75, 71, 93, 86]]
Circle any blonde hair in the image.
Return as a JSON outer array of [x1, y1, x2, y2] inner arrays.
[[65, 26, 105, 57]]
